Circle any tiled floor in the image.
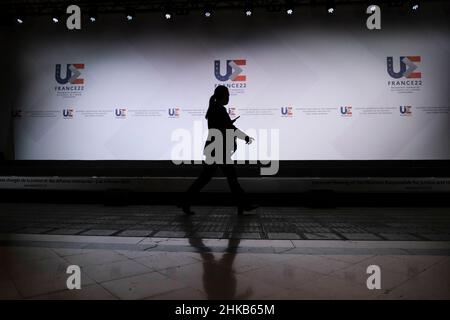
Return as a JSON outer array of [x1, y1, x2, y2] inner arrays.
[[0, 234, 449, 300], [0, 204, 449, 300], [0, 203, 449, 240]]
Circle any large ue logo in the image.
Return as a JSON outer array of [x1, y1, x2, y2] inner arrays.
[[214, 60, 246, 82], [55, 64, 85, 84], [387, 56, 421, 79]]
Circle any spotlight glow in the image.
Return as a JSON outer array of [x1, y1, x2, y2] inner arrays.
[[245, 10, 252, 16], [204, 11, 211, 18], [286, 9, 293, 15], [89, 16, 96, 23], [328, 8, 335, 14], [126, 14, 133, 21], [16, 18, 23, 24], [370, 5, 377, 12], [165, 13, 172, 19], [52, 17, 59, 23], [412, 4, 419, 10]]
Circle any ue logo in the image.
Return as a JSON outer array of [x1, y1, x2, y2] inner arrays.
[[214, 60, 246, 82], [168, 108, 181, 118], [281, 107, 293, 117], [387, 56, 421, 79], [340, 106, 352, 117], [12, 110, 22, 118], [55, 64, 85, 85], [400, 106, 412, 116], [228, 107, 237, 116], [63, 109, 74, 118], [115, 108, 127, 118]]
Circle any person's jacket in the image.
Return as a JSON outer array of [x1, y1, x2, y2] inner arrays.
[[204, 103, 247, 162]]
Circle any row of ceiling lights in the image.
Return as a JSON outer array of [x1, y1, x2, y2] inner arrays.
[[12, 0, 421, 25]]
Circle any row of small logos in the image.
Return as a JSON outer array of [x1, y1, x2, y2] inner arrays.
[[12, 108, 182, 119], [11, 106, 449, 119], [262, 105, 450, 117]]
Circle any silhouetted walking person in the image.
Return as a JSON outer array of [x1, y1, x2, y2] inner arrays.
[[181, 85, 257, 215]]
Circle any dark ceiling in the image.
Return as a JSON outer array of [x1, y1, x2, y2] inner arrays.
[[0, 1, 429, 16]]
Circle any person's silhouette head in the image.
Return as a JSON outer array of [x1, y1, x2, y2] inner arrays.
[[206, 85, 229, 119], [214, 85, 230, 106]]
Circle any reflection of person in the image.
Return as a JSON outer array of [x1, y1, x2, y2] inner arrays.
[[176, 215, 253, 300], [189, 237, 253, 300], [181, 85, 257, 215]]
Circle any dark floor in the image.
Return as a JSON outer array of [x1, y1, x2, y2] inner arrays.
[[0, 203, 449, 240]]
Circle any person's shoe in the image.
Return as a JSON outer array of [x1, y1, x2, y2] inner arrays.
[[237, 203, 258, 216]]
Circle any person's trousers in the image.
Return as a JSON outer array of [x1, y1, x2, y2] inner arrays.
[[185, 162, 245, 204]]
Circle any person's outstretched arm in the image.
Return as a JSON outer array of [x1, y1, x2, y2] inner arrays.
[[221, 109, 253, 143]]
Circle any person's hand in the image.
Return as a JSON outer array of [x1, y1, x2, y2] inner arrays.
[[245, 136, 255, 145]]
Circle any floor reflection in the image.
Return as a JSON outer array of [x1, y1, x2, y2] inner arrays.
[[181, 216, 253, 299]]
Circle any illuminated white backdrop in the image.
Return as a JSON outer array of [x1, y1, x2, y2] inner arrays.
[[9, 6, 450, 160]]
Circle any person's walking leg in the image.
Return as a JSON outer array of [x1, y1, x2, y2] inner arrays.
[[220, 164, 257, 215], [220, 164, 244, 196], [187, 163, 216, 193], [181, 163, 217, 215]]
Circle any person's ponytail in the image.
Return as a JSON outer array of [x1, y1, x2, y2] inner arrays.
[[205, 85, 228, 119], [205, 94, 216, 119]]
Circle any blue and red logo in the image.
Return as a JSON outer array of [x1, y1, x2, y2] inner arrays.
[[63, 108, 74, 118], [168, 107, 181, 118], [340, 106, 352, 117], [387, 56, 421, 79], [281, 107, 294, 117], [214, 60, 246, 82], [55, 64, 85, 85], [399, 106, 412, 116], [115, 108, 127, 118], [228, 107, 237, 116]]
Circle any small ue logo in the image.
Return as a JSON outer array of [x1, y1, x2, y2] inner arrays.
[[115, 108, 127, 118], [340, 106, 352, 117], [12, 110, 22, 118], [168, 108, 181, 118], [399, 106, 412, 116], [281, 107, 293, 117], [63, 108, 74, 118], [228, 107, 237, 116]]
